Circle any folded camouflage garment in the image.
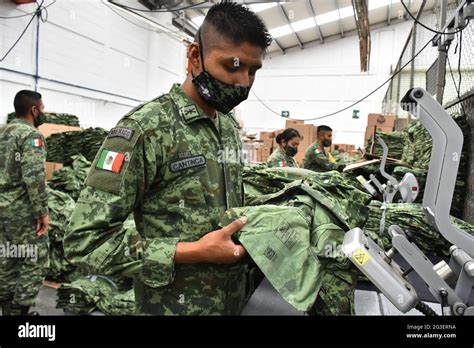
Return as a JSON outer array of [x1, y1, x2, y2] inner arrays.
[[46, 188, 77, 282], [48, 155, 91, 201], [227, 170, 363, 314], [363, 201, 474, 256], [6, 112, 80, 126], [46, 127, 108, 163], [57, 275, 136, 315]]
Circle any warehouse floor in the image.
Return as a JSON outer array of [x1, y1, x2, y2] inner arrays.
[[14, 277, 443, 316]]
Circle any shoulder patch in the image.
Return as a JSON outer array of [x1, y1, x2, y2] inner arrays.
[[96, 150, 126, 173], [315, 148, 321, 154], [31, 138, 43, 147], [86, 125, 141, 195], [108, 127, 134, 140]]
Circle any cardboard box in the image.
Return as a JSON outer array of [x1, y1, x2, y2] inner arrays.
[[367, 114, 396, 129], [285, 119, 304, 128], [365, 125, 393, 140], [259, 131, 274, 140], [291, 124, 316, 144], [272, 129, 284, 138], [45, 162, 63, 181], [394, 118, 409, 131], [262, 138, 273, 150], [38, 123, 81, 138]]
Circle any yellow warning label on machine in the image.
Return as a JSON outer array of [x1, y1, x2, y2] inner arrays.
[[353, 249, 369, 266]]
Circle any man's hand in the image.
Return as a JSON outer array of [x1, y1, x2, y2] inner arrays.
[[36, 214, 49, 237], [175, 217, 247, 264]]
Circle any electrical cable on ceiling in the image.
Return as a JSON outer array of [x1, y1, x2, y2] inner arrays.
[[253, 36, 434, 121], [400, 0, 468, 35], [107, 0, 208, 13], [0, 0, 47, 62], [105, 3, 157, 31], [0, 0, 55, 19]]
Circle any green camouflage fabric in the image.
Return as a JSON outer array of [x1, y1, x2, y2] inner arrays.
[[46, 188, 78, 282], [64, 83, 249, 315], [0, 118, 49, 218], [7, 112, 80, 127], [365, 131, 405, 160], [363, 201, 474, 256], [243, 166, 372, 229], [220, 204, 356, 314], [48, 155, 91, 201], [46, 127, 108, 164], [400, 114, 469, 218], [266, 147, 298, 168], [57, 275, 136, 315], [0, 118, 50, 312], [303, 142, 341, 172]]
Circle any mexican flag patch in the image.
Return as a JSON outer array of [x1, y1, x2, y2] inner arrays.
[[277, 161, 287, 167], [96, 150, 125, 173], [31, 138, 43, 147]]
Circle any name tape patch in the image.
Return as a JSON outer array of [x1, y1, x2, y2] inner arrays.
[[108, 127, 134, 140], [170, 155, 206, 173]]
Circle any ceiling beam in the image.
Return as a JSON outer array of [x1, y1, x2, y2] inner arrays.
[[387, 0, 392, 25], [273, 37, 286, 54], [335, 0, 344, 38], [277, 3, 304, 49], [307, 0, 324, 43]]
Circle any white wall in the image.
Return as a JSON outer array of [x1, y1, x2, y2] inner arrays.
[[239, 18, 417, 148], [0, 0, 187, 129]]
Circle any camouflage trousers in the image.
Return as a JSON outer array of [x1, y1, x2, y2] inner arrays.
[[0, 225, 49, 314]]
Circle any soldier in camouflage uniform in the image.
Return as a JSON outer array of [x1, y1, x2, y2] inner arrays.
[[303, 125, 344, 172], [63, 3, 272, 315], [0, 90, 49, 316], [266, 128, 300, 168]]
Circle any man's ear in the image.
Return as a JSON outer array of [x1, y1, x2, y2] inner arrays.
[[188, 42, 201, 72]]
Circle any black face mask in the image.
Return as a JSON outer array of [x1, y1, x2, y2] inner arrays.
[[284, 145, 298, 157], [322, 139, 332, 148], [34, 112, 47, 128], [191, 30, 251, 114]]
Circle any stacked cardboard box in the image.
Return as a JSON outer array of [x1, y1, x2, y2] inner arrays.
[[257, 131, 275, 162], [364, 114, 395, 145], [38, 123, 82, 181]]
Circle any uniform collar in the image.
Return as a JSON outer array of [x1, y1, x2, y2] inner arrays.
[[169, 83, 214, 124], [10, 118, 35, 129]]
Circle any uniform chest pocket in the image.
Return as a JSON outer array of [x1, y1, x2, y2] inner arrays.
[[162, 176, 207, 207]]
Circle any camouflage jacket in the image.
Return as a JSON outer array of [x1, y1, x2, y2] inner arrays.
[[266, 147, 298, 168], [222, 177, 358, 314], [0, 118, 48, 232], [303, 142, 340, 172], [64, 84, 249, 315]]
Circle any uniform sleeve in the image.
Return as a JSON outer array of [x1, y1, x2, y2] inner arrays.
[[304, 149, 339, 172], [20, 132, 48, 217], [266, 151, 284, 168], [63, 118, 180, 287]]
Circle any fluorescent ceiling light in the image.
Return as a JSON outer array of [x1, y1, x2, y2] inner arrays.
[[269, 24, 292, 38], [250, 3, 278, 12], [291, 17, 315, 32], [269, 0, 400, 39]]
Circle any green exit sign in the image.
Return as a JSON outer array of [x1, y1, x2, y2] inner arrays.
[[281, 111, 290, 118], [352, 110, 360, 119]]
